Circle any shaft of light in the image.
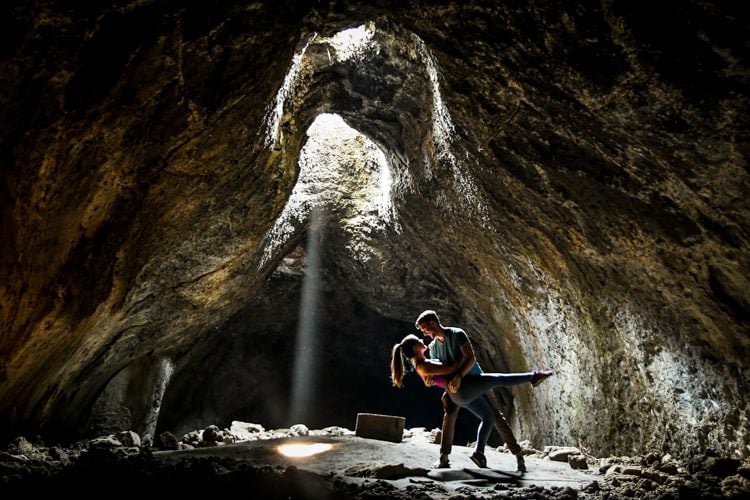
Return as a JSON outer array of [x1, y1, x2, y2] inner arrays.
[[288, 208, 324, 425]]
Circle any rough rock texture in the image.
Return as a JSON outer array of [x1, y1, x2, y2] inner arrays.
[[1, 0, 749, 463], [2, 426, 749, 499]]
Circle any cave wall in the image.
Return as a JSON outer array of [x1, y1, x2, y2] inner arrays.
[[1, 0, 748, 458]]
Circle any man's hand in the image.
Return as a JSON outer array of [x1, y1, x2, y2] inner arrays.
[[448, 374, 462, 394], [423, 375, 434, 387]]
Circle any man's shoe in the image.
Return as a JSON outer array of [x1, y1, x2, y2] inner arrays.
[[470, 452, 487, 468], [516, 454, 527, 473], [433, 454, 450, 468], [530, 370, 554, 388]]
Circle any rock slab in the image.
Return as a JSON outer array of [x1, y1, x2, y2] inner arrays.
[[355, 413, 405, 443]]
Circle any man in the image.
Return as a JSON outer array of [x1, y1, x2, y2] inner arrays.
[[415, 310, 528, 472]]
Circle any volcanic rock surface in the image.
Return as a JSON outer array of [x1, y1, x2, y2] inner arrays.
[[1, 0, 749, 466]]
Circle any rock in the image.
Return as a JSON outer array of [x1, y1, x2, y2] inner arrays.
[[605, 464, 643, 481], [657, 461, 680, 475], [582, 480, 600, 493], [721, 475, 750, 497], [179, 443, 195, 450], [182, 430, 202, 446], [229, 421, 265, 441], [638, 478, 657, 492], [113, 447, 141, 458], [568, 454, 588, 469], [599, 457, 618, 473], [311, 426, 355, 437], [704, 457, 741, 477], [402, 427, 435, 443], [289, 424, 309, 437], [621, 465, 643, 476], [642, 468, 669, 484], [519, 440, 542, 456], [90, 435, 123, 449], [430, 428, 441, 444], [620, 486, 637, 497], [547, 446, 582, 462], [9, 436, 34, 455], [355, 414, 405, 443], [157, 431, 180, 450], [0, 451, 29, 462], [605, 465, 623, 477], [116, 431, 141, 448], [202, 425, 221, 443], [679, 479, 706, 497], [48, 446, 69, 464], [640, 452, 661, 466]]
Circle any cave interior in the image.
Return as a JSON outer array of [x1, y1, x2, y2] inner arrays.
[[1, 0, 749, 466]]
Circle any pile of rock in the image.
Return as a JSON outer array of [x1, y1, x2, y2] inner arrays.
[[0, 431, 151, 489], [586, 451, 750, 498], [1, 435, 74, 483], [154, 421, 356, 451], [491, 442, 750, 498]]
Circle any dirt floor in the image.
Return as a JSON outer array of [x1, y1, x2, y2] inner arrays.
[[156, 433, 595, 497], [2, 425, 749, 498]]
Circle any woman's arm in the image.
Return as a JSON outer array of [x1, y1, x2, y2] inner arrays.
[[415, 359, 457, 377]]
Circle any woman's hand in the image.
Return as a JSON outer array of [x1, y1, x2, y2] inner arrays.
[[448, 374, 462, 394]]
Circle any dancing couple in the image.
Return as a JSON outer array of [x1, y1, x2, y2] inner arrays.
[[391, 310, 553, 471]]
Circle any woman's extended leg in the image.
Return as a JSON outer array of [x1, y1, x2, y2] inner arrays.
[[451, 372, 533, 405]]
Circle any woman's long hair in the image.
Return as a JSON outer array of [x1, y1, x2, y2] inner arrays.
[[390, 334, 422, 388]]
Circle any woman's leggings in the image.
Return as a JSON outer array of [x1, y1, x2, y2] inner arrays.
[[451, 372, 534, 455]]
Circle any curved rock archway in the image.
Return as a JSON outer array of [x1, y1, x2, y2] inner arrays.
[[0, 1, 747, 462]]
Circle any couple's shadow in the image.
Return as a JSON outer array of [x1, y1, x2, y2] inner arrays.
[[427, 467, 523, 484]]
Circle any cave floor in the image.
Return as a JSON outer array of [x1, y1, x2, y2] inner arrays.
[[155, 435, 596, 497]]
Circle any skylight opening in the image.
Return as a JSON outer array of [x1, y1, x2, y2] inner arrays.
[[327, 24, 375, 62], [259, 113, 396, 268]]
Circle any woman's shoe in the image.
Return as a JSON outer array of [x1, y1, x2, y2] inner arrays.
[[530, 370, 554, 388], [432, 454, 450, 468], [470, 452, 487, 468]]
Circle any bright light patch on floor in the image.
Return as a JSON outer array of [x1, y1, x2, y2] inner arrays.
[[277, 442, 333, 458]]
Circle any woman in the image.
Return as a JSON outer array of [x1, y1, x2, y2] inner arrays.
[[391, 334, 553, 468]]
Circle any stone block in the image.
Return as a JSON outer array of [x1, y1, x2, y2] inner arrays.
[[355, 413, 405, 443]]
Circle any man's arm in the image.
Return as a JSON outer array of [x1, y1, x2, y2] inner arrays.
[[448, 340, 476, 393], [455, 341, 476, 378]]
